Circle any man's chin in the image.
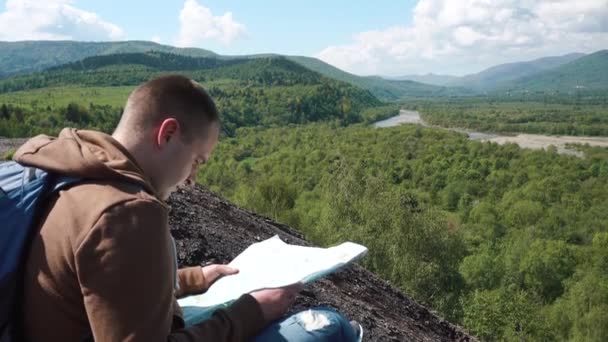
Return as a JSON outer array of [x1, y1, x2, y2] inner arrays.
[[160, 187, 175, 201], [163, 184, 191, 200]]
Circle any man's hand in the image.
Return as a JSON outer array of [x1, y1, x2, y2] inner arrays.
[[201, 264, 239, 287], [251, 283, 305, 323]]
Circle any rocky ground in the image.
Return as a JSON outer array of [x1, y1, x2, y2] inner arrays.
[[0, 138, 27, 157], [168, 186, 474, 341]]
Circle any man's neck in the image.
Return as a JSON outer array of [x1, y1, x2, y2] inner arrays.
[[112, 131, 162, 193]]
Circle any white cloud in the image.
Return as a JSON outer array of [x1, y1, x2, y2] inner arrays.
[[151, 35, 162, 44], [176, 0, 247, 47], [316, 0, 608, 76], [0, 0, 125, 41]]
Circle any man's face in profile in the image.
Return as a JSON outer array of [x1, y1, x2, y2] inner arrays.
[[159, 123, 219, 200]]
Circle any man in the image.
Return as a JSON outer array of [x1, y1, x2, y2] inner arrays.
[[15, 75, 303, 341]]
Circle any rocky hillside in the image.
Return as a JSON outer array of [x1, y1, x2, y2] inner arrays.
[[168, 185, 473, 341]]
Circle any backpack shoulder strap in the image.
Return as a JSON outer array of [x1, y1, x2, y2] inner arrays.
[[50, 176, 83, 193]]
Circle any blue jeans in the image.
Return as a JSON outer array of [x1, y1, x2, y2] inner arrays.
[[182, 306, 359, 341]]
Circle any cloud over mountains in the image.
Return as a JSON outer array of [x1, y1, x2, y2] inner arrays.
[[316, 0, 608, 75]]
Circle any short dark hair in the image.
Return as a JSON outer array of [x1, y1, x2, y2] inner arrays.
[[118, 74, 219, 143]]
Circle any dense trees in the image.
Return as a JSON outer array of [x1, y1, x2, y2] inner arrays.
[[197, 123, 608, 340], [0, 101, 120, 137]]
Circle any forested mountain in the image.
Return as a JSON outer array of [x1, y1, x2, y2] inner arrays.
[[498, 50, 608, 94], [0, 41, 474, 100], [448, 53, 586, 91], [0, 51, 392, 137], [387, 52, 608, 95], [0, 40, 218, 77]]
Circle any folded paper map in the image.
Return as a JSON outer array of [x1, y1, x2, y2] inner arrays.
[[177, 235, 368, 323]]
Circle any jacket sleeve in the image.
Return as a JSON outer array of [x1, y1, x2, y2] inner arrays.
[[75, 199, 266, 342]]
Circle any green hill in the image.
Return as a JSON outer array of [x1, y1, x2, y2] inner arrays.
[[0, 51, 385, 137], [499, 50, 608, 94], [0, 52, 353, 93], [0, 41, 472, 101], [0, 40, 218, 77]]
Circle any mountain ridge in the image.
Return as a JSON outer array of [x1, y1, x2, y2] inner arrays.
[[0, 40, 219, 77], [388, 73, 460, 86], [448, 52, 586, 91], [0, 40, 472, 100], [496, 50, 608, 93], [1, 41, 605, 99]]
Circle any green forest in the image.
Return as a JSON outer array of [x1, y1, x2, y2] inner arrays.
[[197, 124, 608, 341]]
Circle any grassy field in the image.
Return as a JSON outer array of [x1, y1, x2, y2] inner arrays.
[[0, 86, 133, 109], [0, 79, 244, 109]]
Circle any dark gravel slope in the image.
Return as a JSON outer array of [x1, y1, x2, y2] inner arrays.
[[168, 186, 474, 341]]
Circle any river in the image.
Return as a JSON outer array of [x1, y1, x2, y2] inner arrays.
[[374, 110, 608, 157]]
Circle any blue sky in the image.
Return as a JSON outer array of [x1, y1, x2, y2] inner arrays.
[[76, 0, 417, 56], [1, 0, 607, 76]]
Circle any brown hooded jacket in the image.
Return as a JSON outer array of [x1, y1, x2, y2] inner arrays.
[[14, 128, 265, 342]]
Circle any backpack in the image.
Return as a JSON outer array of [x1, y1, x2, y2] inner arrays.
[[0, 161, 81, 341]]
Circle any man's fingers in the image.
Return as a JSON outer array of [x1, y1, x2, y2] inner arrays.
[[215, 265, 239, 277], [216, 265, 239, 275], [201, 264, 239, 284]]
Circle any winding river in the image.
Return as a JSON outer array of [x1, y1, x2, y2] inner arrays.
[[374, 110, 608, 157]]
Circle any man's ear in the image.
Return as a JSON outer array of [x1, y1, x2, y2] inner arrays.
[[156, 118, 180, 148]]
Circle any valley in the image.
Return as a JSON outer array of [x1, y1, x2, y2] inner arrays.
[[1, 40, 607, 341], [376, 109, 608, 157]]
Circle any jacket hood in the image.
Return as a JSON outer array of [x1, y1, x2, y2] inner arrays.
[[14, 128, 158, 197]]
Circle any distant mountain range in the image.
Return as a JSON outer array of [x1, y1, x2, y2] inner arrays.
[[284, 56, 473, 99], [0, 40, 606, 98], [387, 73, 459, 86], [496, 50, 608, 93], [379, 52, 608, 95], [447, 53, 587, 91]]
